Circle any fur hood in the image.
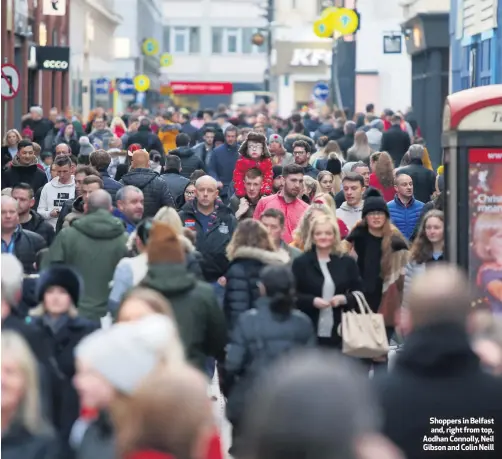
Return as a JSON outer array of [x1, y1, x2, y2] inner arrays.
[[29, 304, 78, 318], [238, 131, 271, 159], [229, 246, 289, 264]]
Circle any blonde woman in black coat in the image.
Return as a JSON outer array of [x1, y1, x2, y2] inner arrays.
[[292, 214, 363, 348]]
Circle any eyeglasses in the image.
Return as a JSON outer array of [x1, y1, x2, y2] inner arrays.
[[293, 150, 307, 156], [185, 190, 196, 196], [248, 143, 264, 151]]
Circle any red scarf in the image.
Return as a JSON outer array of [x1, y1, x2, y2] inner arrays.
[[126, 451, 175, 459]]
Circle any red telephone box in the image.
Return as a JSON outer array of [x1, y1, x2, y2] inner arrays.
[[442, 85, 502, 311]]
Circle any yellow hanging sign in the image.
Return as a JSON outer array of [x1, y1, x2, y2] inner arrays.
[[133, 74, 150, 92], [313, 18, 333, 39], [332, 8, 359, 36], [142, 38, 159, 56], [160, 53, 173, 67]]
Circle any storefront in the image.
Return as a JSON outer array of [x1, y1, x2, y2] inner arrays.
[[402, 13, 449, 166], [272, 42, 332, 117]]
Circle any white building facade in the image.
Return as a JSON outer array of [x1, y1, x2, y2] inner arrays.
[[69, 0, 121, 112], [272, 0, 412, 116], [161, 0, 268, 107]]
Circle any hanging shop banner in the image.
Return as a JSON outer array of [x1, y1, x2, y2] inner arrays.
[[36, 46, 70, 71], [142, 38, 159, 56]]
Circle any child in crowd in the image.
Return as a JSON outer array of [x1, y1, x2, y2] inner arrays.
[[233, 132, 273, 198]]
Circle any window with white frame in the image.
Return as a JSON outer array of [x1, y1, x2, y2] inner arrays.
[[212, 28, 266, 54], [163, 26, 200, 54]]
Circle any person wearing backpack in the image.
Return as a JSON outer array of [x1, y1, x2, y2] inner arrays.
[[223, 265, 315, 454]]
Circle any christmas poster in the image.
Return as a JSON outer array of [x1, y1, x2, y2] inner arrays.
[[468, 148, 502, 314]]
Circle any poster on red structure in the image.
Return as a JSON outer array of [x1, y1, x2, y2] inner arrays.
[[468, 148, 502, 314]]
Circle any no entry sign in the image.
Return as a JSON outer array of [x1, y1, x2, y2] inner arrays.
[[1, 64, 20, 100]]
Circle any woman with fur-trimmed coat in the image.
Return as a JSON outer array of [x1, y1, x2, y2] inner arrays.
[[26, 265, 97, 446], [233, 131, 274, 198], [344, 195, 409, 359], [224, 219, 289, 331]]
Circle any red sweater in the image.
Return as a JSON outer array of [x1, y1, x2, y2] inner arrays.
[[233, 156, 273, 197], [368, 173, 395, 202]]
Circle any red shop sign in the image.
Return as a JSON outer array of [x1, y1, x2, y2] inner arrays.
[[170, 81, 233, 95], [468, 148, 502, 163]]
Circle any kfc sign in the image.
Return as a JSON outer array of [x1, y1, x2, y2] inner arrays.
[[290, 49, 332, 67]]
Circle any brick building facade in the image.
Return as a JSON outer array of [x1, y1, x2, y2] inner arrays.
[[1, 0, 71, 134]]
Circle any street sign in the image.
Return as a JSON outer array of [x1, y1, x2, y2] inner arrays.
[[160, 53, 173, 67], [333, 8, 359, 36], [117, 78, 135, 95], [142, 38, 159, 56], [312, 82, 330, 102], [94, 78, 110, 95], [1, 63, 20, 100], [133, 74, 150, 92], [43, 0, 66, 16]]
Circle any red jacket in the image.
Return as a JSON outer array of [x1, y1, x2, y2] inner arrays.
[[233, 156, 273, 197], [337, 218, 349, 239], [369, 173, 395, 202]]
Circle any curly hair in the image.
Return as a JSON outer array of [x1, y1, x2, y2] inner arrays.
[[410, 210, 444, 264], [226, 219, 276, 260], [371, 151, 394, 188]]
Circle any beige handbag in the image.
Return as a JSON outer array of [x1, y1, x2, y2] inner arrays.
[[341, 291, 389, 359]]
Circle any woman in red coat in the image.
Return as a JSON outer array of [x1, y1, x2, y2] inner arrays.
[[368, 151, 395, 202]]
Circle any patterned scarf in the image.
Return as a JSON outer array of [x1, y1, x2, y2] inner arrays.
[[191, 198, 225, 231]]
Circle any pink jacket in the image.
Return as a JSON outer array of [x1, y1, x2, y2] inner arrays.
[[253, 193, 309, 243]]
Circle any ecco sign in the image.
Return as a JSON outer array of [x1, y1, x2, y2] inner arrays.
[[290, 49, 332, 67], [43, 60, 68, 70], [36, 46, 70, 72]]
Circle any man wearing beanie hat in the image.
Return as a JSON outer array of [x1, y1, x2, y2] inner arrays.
[[141, 221, 227, 372], [26, 264, 98, 441], [269, 133, 294, 167]]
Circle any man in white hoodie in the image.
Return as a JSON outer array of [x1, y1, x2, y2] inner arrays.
[[37, 155, 75, 228], [335, 172, 365, 230]]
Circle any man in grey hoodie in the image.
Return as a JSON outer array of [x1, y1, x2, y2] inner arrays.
[[335, 172, 365, 230]]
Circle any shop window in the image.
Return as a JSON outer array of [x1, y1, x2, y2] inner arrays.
[[165, 27, 200, 54], [211, 28, 242, 54], [479, 38, 492, 85]]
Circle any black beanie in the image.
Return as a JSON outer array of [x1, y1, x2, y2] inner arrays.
[[37, 265, 82, 306], [362, 196, 390, 219], [326, 157, 342, 175], [272, 165, 283, 179]]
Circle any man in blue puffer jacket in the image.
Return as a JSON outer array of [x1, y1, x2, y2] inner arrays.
[[387, 173, 424, 240]]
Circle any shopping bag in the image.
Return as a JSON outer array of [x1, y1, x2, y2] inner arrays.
[[341, 291, 389, 359]]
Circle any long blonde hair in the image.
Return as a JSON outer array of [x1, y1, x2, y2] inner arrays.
[[292, 204, 335, 251], [3, 129, 22, 146], [304, 214, 344, 255], [154, 207, 183, 235], [1, 331, 50, 435]]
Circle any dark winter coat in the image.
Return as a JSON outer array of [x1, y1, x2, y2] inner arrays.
[[398, 160, 436, 204], [3, 226, 47, 273], [2, 158, 48, 191], [178, 200, 237, 282], [302, 164, 320, 179], [208, 143, 240, 198], [21, 210, 55, 246], [375, 323, 502, 459], [224, 247, 290, 330], [180, 121, 198, 145], [62, 196, 85, 229], [292, 250, 363, 348], [160, 172, 189, 207], [99, 170, 123, 203], [54, 133, 80, 156], [171, 146, 205, 179], [43, 209, 128, 321], [193, 142, 213, 168], [55, 198, 74, 233], [76, 412, 115, 459], [120, 168, 175, 217], [22, 117, 53, 146], [336, 133, 355, 156], [1, 424, 59, 459], [2, 145, 16, 168], [141, 262, 227, 371], [26, 308, 98, 440], [126, 128, 165, 154], [381, 125, 411, 167], [313, 123, 344, 143], [228, 194, 258, 220], [225, 297, 315, 423]]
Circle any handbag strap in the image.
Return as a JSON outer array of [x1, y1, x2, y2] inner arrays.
[[352, 291, 372, 315]]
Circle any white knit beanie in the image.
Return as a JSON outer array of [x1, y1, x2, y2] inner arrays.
[[75, 314, 184, 394]]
